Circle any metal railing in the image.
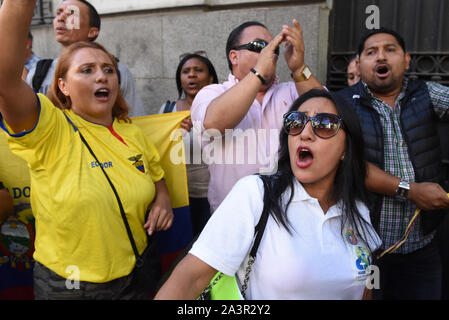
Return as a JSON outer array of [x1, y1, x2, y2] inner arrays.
[[327, 52, 449, 91]]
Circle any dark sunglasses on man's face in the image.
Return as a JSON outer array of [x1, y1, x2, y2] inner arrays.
[[233, 40, 280, 56], [283, 111, 343, 139]]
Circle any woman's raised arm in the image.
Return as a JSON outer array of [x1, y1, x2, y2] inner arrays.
[[0, 0, 39, 133]]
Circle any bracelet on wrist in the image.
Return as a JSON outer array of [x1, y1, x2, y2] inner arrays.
[[250, 68, 266, 85]]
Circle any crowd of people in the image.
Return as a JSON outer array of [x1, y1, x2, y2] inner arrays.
[[0, 0, 448, 300]]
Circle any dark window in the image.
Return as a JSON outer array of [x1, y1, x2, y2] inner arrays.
[[31, 0, 54, 26], [327, 0, 449, 90]]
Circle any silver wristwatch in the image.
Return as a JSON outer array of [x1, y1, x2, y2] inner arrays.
[[395, 180, 410, 201]]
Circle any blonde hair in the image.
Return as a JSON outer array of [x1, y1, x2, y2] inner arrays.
[[48, 41, 130, 122]]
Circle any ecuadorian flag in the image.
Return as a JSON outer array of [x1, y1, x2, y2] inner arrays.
[[0, 133, 35, 300], [132, 111, 193, 275]]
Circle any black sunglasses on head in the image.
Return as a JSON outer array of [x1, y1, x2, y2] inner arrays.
[[179, 50, 207, 61], [283, 111, 343, 139], [233, 40, 280, 56]]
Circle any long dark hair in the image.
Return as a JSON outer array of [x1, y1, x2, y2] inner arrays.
[[259, 89, 375, 246], [175, 54, 219, 99]]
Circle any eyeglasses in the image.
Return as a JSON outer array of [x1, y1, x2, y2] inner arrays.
[[283, 111, 343, 139], [232, 40, 280, 56], [179, 50, 208, 61]]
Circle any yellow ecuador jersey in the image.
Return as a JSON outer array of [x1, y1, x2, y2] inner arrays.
[[0, 94, 164, 283]]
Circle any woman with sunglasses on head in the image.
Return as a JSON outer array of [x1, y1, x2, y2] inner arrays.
[[159, 52, 218, 237], [155, 89, 381, 300], [0, 0, 173, 299]]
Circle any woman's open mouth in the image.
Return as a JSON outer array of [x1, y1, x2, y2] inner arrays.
[[94, 88, 110, 102], [296, 146, 314, 168], [187, 82, 199, 90]]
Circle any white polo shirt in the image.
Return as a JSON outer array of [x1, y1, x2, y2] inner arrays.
[[190, 175, 382, 300]]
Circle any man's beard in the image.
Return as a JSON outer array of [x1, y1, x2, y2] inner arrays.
[[368, 74, 401, 94]]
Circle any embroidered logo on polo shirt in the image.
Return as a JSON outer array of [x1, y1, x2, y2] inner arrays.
[[345, 229, 358, 245], [129, 154, 145, 173], [355, 246, 370, 271]]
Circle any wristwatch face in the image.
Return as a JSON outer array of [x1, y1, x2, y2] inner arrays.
[[303, 66, 312, 79], [396, 181, 410, 201], [292, 66, 312, 82]]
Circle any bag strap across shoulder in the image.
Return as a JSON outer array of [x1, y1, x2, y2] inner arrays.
[[163, 101, 176, 113], [238, 199, 269, 298], [32, 59, 53, 92], [251, 204, 269, 258], [77, 131, 145, 266], [201, 189, 270, 300], [63, 113, 144, 266]]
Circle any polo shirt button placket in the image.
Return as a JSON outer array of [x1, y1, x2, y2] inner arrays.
[[320, 212, 333, 251]]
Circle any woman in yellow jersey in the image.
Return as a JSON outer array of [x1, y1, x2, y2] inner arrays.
[[0, 0, 173, 299]]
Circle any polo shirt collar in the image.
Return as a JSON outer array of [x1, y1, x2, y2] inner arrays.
[[287, 177, 344, 218], [289, 177, 314, 202]]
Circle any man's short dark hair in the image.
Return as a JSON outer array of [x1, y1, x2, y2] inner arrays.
[[357, 27, 406, 56], [65, 0, 101, 40], [225, 21, 267, 71]]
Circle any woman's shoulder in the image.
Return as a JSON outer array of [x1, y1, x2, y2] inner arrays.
[[115, 119, 145, 135], [37, 93, 57, 109], [36, 93, 71, 125], [219, 175, 265, 209], [213, 175, 266, 228], [234, 175, 265, 192], [158, 100, 178, 114]]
